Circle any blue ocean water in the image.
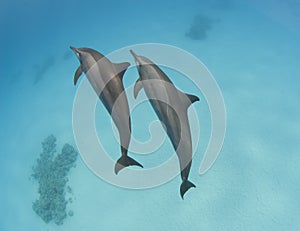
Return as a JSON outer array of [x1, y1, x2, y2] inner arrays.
[[1, 0, 300, 230]]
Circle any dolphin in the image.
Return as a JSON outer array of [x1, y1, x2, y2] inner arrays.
[[130, 50, 199, 199], [70, 46, 143, 174]]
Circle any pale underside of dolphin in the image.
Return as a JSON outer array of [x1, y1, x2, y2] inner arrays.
[[70, 46, 143, 174], [130, 50, 199, 199]]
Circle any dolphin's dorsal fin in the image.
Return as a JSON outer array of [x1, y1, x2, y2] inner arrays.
[[134, 78, 143, 99], [177, 90, 200, 108], [113, 62, 130, 81], [186, 93, 200, 104], [74, 65, 83, 85]]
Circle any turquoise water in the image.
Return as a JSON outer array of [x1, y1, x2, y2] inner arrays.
[[1, 0, 300, 230]]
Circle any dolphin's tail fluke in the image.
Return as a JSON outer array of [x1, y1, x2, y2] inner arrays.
[[114, 155, 143, 174], [180, 180, 196, 199]]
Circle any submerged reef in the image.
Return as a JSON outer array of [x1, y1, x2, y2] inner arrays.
[[32, 135, 78, 225], [185, 14, 214, 40]]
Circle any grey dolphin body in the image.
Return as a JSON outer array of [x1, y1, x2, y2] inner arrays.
[[130, 50, 199, 198], [70, 46, 143, 174]]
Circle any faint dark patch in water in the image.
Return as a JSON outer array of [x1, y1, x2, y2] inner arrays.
[[33, 56, 55, 85], [63, 50, 73, 61], [185, 14, 215, 41], [210, 0, 233, 10], [9, 69, 23, 84], [22, 0, 29, 7]]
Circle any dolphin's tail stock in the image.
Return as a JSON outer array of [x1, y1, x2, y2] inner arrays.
[[114, 155, 143, 174], [180, 180, 196, 199]]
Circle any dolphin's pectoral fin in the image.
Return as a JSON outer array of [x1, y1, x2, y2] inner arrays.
[[74, 66, 83, 85], [186, 93, 200, 105], [114, 155, 143, 174], [180, 180, 196, 199], [113, 62, 131, 81], [134, 78, 143, 99]]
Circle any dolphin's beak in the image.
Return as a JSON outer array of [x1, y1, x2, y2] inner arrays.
[[70, 46, 77, 52], [129, 49, 137, 58], [70, 46, 80, 57], [130, 49, 139, 65]]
